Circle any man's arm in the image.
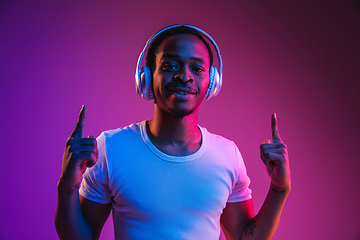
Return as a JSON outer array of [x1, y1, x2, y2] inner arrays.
[[221, 113, 291, 240], [55, 106, 111, 240], [221, 185, 290, 240], [220, 199, 255, 240], [55, 183, 111, 240], [80, 196, 112, 239], [241, 184, 290, 240]]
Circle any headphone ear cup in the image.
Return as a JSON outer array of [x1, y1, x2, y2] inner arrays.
[[139, 66, 153, 100], [205, 66, 221, 100]]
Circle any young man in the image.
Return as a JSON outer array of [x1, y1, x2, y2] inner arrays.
[[55, 25, 291, 240]]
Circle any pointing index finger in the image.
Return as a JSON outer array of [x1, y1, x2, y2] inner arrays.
[[271, 113, 282, 143], [71, 105, 86, 139]]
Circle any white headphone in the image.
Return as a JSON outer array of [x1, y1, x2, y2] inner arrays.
[[135, 24, 223, 101]]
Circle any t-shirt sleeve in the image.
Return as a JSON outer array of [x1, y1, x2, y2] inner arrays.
[[227, 143, 252, 203], [79, 132, 112, 204]]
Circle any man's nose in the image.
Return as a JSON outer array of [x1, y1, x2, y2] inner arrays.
[[175, 68, 194, 82]]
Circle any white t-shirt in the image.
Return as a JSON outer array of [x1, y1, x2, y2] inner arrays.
[[80, 121, 252, 240]]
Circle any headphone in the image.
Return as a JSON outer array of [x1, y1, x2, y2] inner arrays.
[[135, 24, 223, 101]]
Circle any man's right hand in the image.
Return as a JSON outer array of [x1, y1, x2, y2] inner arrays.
[[58, 105, 98, 191]]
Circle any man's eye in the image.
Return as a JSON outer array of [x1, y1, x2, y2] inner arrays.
[[192, 66, 205, 73], [163, 64, 178, 70]]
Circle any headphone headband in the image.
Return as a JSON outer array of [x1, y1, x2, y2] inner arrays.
[[135, 24, 223, 100]]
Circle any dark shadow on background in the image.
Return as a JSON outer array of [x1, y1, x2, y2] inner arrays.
[[0, 0, 8, 13], [352, 0, 360, 14]]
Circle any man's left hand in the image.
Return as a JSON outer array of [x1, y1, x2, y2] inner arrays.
[[260, 113, 291, 189]]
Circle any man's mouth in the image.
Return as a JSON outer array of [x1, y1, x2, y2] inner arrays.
[[166, 86, 197, 95], [169, 90, 194, 95]]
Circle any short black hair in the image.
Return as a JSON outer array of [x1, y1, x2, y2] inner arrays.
[[145, 26, 214, 72]]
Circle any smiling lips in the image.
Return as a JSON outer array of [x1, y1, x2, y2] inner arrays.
[[166, 86, 197, 95]]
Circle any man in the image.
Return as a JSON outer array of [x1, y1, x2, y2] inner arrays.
[[55, 25, 291, 240]]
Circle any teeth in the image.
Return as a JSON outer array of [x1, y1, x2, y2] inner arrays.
[[170, 90, 191, 95], [167, 88, 195, 95]]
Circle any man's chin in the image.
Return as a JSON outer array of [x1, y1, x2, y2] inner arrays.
[[168, 108, 194, 118]]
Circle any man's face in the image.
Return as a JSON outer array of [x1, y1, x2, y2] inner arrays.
[[152, 34, 210, 118]]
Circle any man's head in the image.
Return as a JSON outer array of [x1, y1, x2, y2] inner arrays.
[[135, 25, 222, 102], [151, 33, 211, 118]]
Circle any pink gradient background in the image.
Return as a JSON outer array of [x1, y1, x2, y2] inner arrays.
[[1, 1, 359, 239]]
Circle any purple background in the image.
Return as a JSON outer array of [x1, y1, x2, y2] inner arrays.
[[1, 1, 359, 239]]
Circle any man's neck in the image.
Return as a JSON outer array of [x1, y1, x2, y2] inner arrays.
[[147, 107, 202, 156]]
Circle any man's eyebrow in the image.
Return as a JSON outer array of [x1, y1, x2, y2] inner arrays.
[[160, 53, 206, 64]]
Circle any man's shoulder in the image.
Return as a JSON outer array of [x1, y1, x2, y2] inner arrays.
[[198, 126, 233, 142], [199, 125, 235, 145], [101, 120, 145, 140]]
